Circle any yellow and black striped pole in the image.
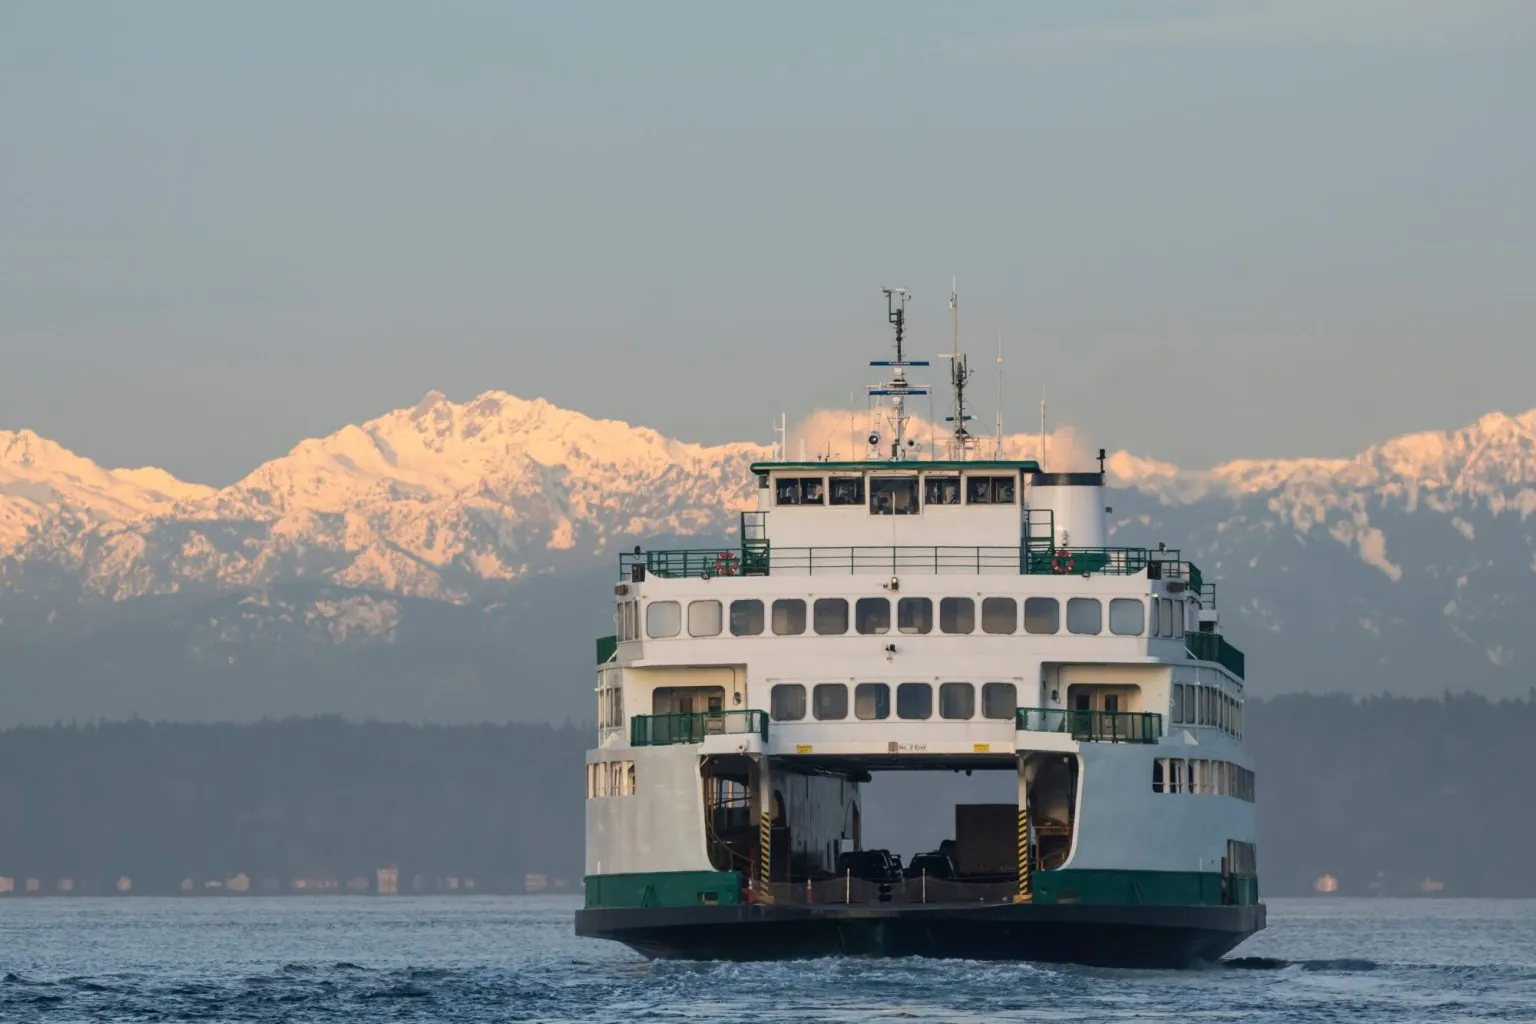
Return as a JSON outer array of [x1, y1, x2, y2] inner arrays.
[[757, 812, 774, 904], [1014, 801, 1032, 903]]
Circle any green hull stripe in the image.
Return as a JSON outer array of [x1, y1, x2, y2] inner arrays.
[[1033, 869, 1260, 907], [585, 871, 743, 909]]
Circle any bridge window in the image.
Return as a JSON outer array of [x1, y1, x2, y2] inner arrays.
[[771, 683, 806, 721], [1109, 598, 1145, 636], [939, 682, 975, 720], [1066, 597, 1102, 635], [829, 476, 865, 506], [1023, 597, 1059, 635], [1149, 598, 1162, 636], [772, 599, 806, 636], [981, 597, 1017, 634], [898, 597, 933, 634], [856, 597, 891, 634], [1171, 683, 1185, 724], [897, 682, 932, 720], [870, 476, 920, 515], [982, 682, 1016, 719], [730, 599, 764, 636], [645, 601, 681, 638], [813, 598, 848, 635], [966, 476, 1016, 505], [924, 476, 961, 505], [813, 683, 848, 720], [1172, 599, 1185, 638], [1159, 598, 1175, 637], [775, 477, 825, 506], [855, 682, 890, 720], [687, 600, 722, 637], [939, 597, 974, 634]]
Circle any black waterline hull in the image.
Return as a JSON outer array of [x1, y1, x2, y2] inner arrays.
[[576, 901, 1265, 968]]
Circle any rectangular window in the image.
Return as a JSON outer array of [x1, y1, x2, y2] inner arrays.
[[688, 600, 722, 637], [813, 683, 848, 720], [1172, 599, 1184, 638], [1172, 683, 1185, 724], [771, 683, 806, 721], [897, 597, 933, 634], [981, 597, 1017, 634], [1108, 598, 1145, 636], [1149, 597, 1161, 637], [730, 599, 764, 636], [772, 598, 806, 636], [965, 476, 1016, 504], [1066, 597, 1102, 635], [982, 682, 1016, 720], [1023, 597, 1059, 635], [854, 682, 890, 720], [1160, 598, 1175, 637], [813, 598, 848, 635], [645, 601, 681, 638], [774, 477, 825, 506], [939, 682, 975, 720], [896, 682, 932, 720], [939, 597, 975, 634], [924, 476, 961, 505], [829, 476, 865, 506], [1153, 758, 1165, 793], [869, 476, 920, 515], [855, 597, 891, 635]]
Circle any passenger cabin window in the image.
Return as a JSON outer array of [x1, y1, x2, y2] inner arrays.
[[1149, 598, 1162, 637], [1023, 597, 1059, 635], [645, 601, 681, 638], [856, 597, 891, 635], [1066, 597, 1102, 635], [1159, 598, 1175, 638], [772, 599, 806, 635], [869, 476, 920, 515], [897, 682, 932, 720], [981, 597, 1017, 634], [897, 597, 933, 634], [1109, 598, 1145, 636], [771, 684, 806, 721], [730, 599, 764, 636], [982, 682, 1017, 720], [687, 600, 722, 637], [813, 598, 848, 635], [1172, 600, 1185, 638], [924, 476, 961, 505], [939, 597, 975, 634], [855, 683, 890, 720], [813, 683, 848, 720], [775, 477, 825, 505], [829, 476, 865, 506], [939, 682, 975, 720], [966, 476, 1016, 505]]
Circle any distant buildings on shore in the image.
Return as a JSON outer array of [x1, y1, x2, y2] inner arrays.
[[0, 870, 571, 897]]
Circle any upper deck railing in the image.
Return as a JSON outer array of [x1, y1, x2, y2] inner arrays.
[[1186, 631, 1245, 679], [630, 711, 769, 747], [1015, 707, 1163, 744]]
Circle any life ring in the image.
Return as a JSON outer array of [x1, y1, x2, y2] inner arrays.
[[1051, 548, 1075, 575], [714, 551, 739, 577]]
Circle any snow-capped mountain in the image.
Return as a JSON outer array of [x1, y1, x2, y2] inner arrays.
[[2, 394, 1535, 725]]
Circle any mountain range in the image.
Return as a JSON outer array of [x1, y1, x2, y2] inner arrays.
[[3, 393, 1534, 725]]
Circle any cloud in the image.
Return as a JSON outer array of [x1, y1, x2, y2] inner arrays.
[[786, 409, 1097, 469]]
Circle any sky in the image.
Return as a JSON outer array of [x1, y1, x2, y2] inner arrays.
[[2, 1, 1534, 485]]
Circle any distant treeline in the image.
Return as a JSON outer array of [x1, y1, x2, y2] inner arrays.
[[0, 694, 1532, 897]]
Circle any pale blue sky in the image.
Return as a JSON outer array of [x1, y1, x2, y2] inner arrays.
[[3, 1, 1534, 483]]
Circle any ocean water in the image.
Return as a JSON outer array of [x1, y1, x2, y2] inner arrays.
[[3, 896, 1534, 1022]]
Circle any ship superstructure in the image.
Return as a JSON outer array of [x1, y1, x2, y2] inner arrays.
[[576, 288, 1262, 966]]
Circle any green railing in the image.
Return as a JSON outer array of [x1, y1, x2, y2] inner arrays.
[[630, 711, 769, 746], [595, 634, 617, 665], [1186, 631, 1246, 680], [1015, 707, 1164, 744], [621, 545, 1205, 581]]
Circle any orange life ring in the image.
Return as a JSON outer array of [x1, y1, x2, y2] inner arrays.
[[1051, 549, 1075, 575], [714, 551, 739, 577]]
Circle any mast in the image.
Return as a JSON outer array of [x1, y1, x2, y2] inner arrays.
[[870, 288, 930, 461], [994, 331, 1004, 459]]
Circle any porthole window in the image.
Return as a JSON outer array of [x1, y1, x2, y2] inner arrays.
[[770, 684, 806, 721], [896, 682, 932, 720], [813, 683, 848, 720], [854, 683, 890, 721], [856, 597, 891, 635], [1023, 597, 1059, 635], [981, 597, 1017, 634], [939, 682, 975, 720], [645, 601, 681, 638], [939, 597, 975, 634], [982, 682, 1017, 720], [772, 598, 806, 636], [897, 597, 933, 634], [1066, 597, 1102, 635], [813, 598, 849, 635], [730, 599, 764, 636], [687, 600, 722, 637], [1108, 598, 1145, 636]]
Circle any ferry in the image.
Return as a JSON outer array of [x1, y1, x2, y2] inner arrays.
[[575, 286, 1263, 967]]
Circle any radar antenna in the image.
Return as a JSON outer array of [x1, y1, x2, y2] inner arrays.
[[936, 276, 974, 459], [869, 288, 930, 461]]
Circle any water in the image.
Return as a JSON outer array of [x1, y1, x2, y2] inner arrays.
[[3, 896, 1534, 1022]]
